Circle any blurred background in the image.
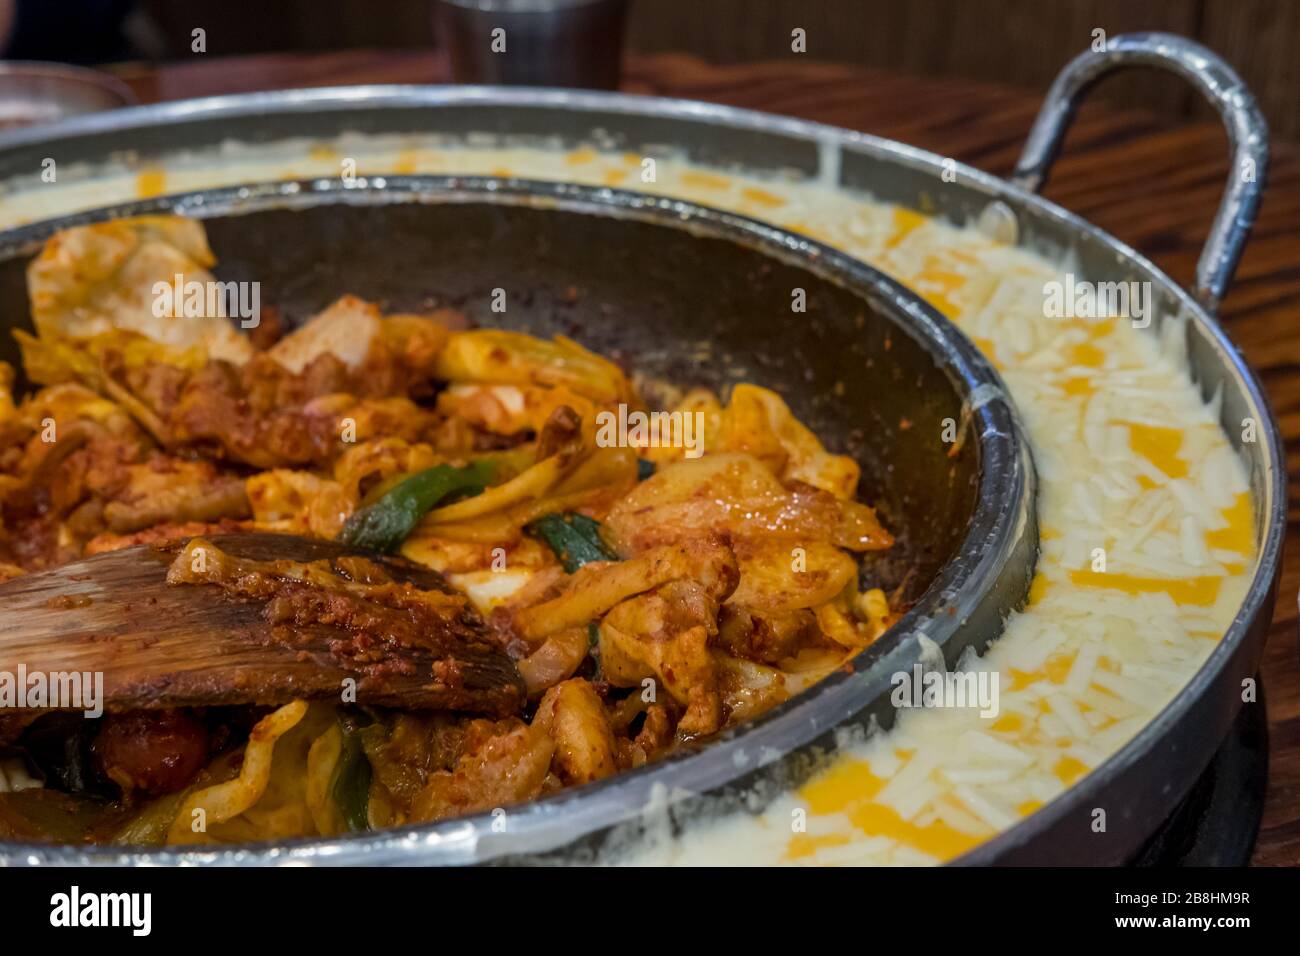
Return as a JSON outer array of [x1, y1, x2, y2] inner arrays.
[[0, 0, 1297, 139]]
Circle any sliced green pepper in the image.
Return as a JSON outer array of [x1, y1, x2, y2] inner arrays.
[[636, 458, 656, 481], [332, 715, 373, 833], [338, 460, 496, 553], [526, 512, 618, 573]]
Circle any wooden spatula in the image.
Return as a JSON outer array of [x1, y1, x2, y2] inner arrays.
[[0, 533, 524, 717]]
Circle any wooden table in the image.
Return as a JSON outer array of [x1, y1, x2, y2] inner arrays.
[[110, 48, 1300, 866]]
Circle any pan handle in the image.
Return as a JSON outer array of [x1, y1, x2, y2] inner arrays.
[[1011, 32, 1267, 314]]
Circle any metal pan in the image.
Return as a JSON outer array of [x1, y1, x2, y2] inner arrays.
[[0, 178, 1035, 864], [0, 31, 1283, 865]]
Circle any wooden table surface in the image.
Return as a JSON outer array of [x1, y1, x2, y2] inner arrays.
[[109, 48, 1300, 866]]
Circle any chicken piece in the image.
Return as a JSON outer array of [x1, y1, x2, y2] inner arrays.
[[0, 383, 248, 562], [20, 307, 447, 470], [409, 718, 554, 822], [103, 456, 250, 533], [83, 518, 246, 555], [533, 679, 617, 785], [162, 352, 437, 468], [599, 579, 726, 737], [2, 418, 133, 524], [630, 385, 859, 498], [246, 469, 352, 538], [603, 453, 891, 555], [633, 704, 674, 759], [715, 654, 795, 725], [603, 454, 877, 664], [726, 538, 859, 615], [516, 628, 590, 696], [716, 605, 817, 665], [515, 538, 738, 640], [0, 420, 112, 565], [1, 383, 150, 476]]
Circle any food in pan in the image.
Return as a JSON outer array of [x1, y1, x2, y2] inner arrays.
[[0, 215, 900, 844]]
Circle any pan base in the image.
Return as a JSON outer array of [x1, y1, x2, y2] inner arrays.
[[1131, 678, 1267, 867]]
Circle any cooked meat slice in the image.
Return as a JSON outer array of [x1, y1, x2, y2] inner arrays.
[[604, 452, 892, 554], [164, 356, 440, 468], [599, 579, 726, 738], [716, 605, 818, 665], [409, 718, 553, 822], [102, 457, 250, 533], [514, 539, 739, 640], [83, 518, 247, 555], [726, 538, 859, 614], [516, 628, 590, 696], [533, 678, 617, 785]]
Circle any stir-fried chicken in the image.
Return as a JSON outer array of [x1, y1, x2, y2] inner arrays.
[[0, 215, 901, 846]]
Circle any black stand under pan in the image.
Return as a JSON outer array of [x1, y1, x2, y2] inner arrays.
[[1131, 678, 1268, 867]]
